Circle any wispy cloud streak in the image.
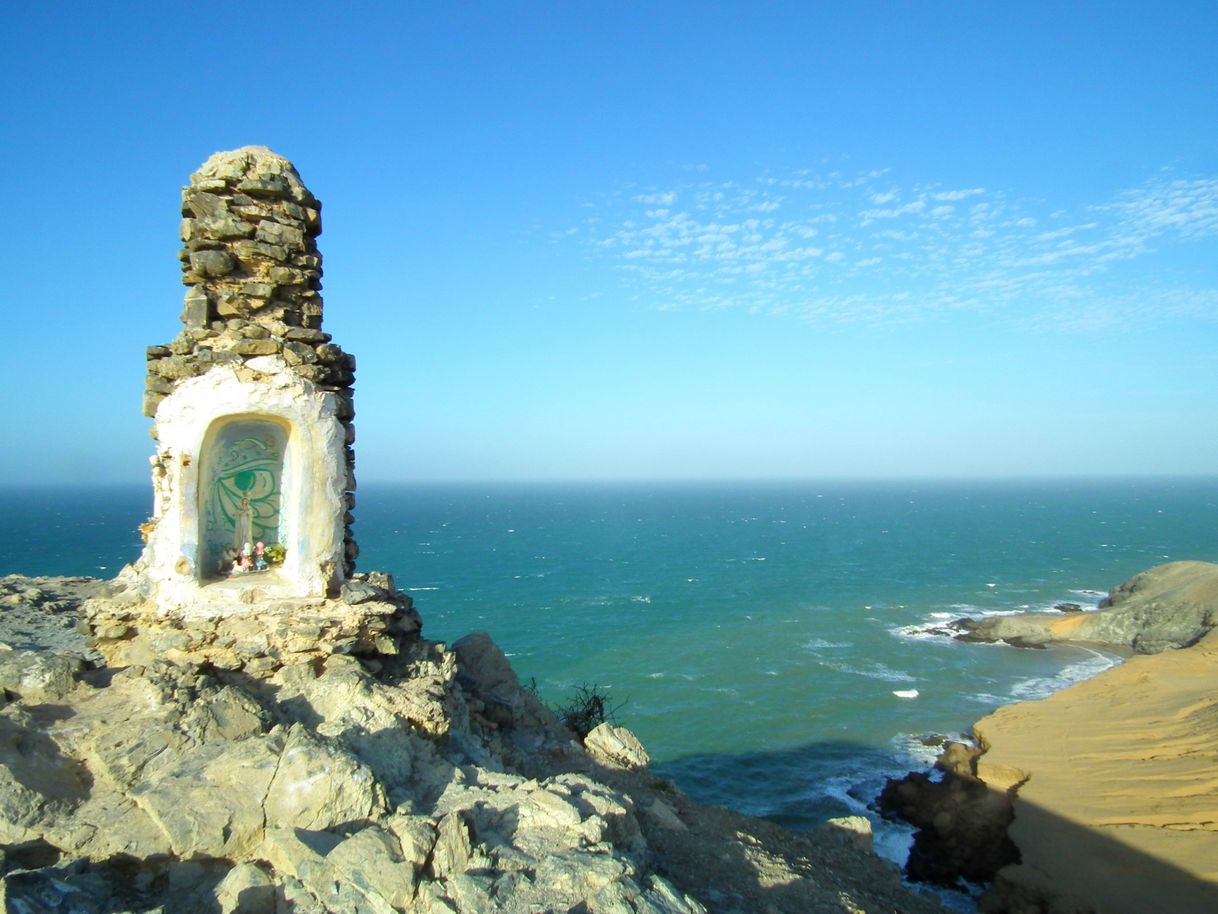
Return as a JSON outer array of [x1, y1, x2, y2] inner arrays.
[[573, 170, 1218, 330]]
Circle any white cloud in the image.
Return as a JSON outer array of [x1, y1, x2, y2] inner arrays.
[[574, 168, 1218, 330], [933, 188, 985, 202], [634, 191, 677, 206]]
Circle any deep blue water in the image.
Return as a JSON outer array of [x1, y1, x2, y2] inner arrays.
[[3, 477, 1216, 862]]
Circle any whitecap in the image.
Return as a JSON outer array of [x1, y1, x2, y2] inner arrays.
[[804, 637, 851, 650], [631, 595, 652, 604], [408, 586, 440, 591], [822, 660, 916, 683], [892, 689, 920, 699]]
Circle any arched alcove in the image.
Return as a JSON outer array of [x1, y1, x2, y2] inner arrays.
[[138, 357, 348, 609], [198, 417, 290, 580]]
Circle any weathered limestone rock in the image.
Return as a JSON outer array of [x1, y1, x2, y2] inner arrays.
[[85, 570, 421, 677], [0, 648, 83, 701], [584, 722, 651, 770], [214, 862, 278, 914], [263, 724, 387, 831], [452, 629, 571, 758]]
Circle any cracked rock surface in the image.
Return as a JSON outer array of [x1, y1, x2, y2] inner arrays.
[[0, 576, 944, 913]]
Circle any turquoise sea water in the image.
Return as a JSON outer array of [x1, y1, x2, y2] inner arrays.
[[3, 478, 1216, 865]]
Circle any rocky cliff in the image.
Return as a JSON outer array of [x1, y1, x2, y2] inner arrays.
[[0, 574, 944, 914]]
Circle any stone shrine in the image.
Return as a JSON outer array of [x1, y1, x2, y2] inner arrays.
[[140, 146, 356, 606], [87, 148, 418, 673]]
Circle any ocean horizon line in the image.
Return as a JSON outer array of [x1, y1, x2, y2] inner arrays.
[[6, 472, 1218, 492]]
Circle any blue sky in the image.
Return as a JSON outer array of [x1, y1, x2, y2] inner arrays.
[[2, 2, 1215, 483]]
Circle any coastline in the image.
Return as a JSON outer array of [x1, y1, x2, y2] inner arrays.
[[972, 627, 1218, 913], [885, 560, 1218, 913], [5, 560, 1218, 912]]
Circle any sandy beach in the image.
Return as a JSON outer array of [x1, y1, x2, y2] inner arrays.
[[973, 628, 1218, 913]]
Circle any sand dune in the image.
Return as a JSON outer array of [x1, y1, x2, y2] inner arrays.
[[974, 626, 1218, 913]]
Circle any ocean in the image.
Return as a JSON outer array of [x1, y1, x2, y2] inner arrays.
[[3, 477, 1216, 876]]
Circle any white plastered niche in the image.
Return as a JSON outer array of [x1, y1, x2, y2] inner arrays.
[[137, 356, 348, 614]]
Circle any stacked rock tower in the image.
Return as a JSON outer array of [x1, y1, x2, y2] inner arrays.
[[137, 147, 358, 607]]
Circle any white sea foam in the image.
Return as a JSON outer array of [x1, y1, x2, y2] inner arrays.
[[893, 603, 1041, 641], [893, 732, 956, 769], [407, 586, 440, 591], [1009, 649, 1122, 701], [631, 595, 652, 604]]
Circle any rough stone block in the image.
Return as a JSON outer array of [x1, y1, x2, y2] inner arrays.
[[256, 220, 305, 250], [241, 282, 276, 299], [238, 175, 290, 198], [180, 288, 211, 328], [189, 250, 237, 278], [231, 339, 281, 356]]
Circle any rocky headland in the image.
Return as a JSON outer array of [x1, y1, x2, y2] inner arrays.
[[0, 572, 944, 914], [882, 560, 1218, 914], [950, 560, 1218, 653]]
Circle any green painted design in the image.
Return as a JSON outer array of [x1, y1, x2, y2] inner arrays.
[[201, 420, 286, 576]]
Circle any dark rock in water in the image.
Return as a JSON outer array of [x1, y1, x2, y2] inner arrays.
[[1054, 602, 1083, 613], [934, 741, 979, 779], [1001, 635, 1049, 650], [877, 763, 1020, 887]]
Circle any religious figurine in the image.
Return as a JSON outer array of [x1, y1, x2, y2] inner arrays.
[[254, 541, 267, 571], [233, 497, 253, 552], [239, 542, 254, 572]]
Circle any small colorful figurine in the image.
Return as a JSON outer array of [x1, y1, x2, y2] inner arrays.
[[239, 542, 254, 572], [254, 541, 267, 571]]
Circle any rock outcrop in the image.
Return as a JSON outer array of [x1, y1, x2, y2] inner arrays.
[[0, 576, 945, 914], [877, 742, 1020, 887], [952, 560, 1218, 652], [85, 568, 422, 679]]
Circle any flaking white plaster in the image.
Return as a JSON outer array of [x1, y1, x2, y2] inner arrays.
[[137, 357, 347, 614]]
